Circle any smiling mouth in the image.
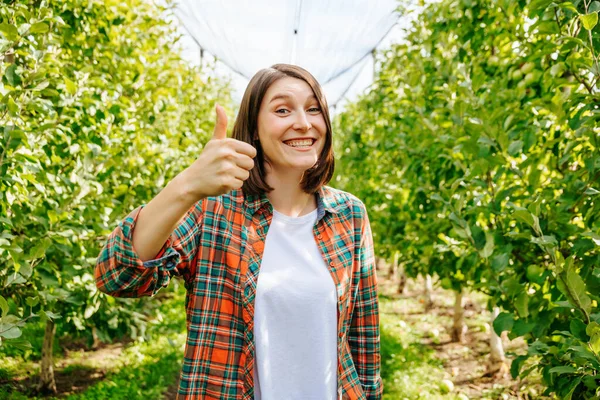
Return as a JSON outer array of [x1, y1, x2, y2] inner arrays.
[[283, 139, 316, 148]]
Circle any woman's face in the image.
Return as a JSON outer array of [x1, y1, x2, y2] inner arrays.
[[256, 77, 326, 176]]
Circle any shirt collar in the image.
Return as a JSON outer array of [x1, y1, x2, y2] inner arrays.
[[243, 186, 341, 221]]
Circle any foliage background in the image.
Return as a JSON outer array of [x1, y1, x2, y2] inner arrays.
[[2, 0, 600, 398], [0, 0, 231, 358], [334, 0, 600, 398]]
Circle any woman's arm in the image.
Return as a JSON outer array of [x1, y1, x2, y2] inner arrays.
[[348, 207, 383, 399], [94, 104, 255, 298], [132, 173, 199, 262], [94, 174, 203, 297]]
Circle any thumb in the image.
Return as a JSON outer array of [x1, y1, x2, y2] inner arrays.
[[212, 104, 228, 140]]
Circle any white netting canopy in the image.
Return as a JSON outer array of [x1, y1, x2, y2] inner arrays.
[[173, 0, 403, 108]]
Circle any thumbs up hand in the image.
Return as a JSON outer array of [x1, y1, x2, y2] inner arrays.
[[178, 104, 257, 201]]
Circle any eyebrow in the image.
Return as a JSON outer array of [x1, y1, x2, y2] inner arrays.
[[269, 93, 317, 104]]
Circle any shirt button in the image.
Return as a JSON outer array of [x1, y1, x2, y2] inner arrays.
[[330, 261, 335, 266], [338, 331, 344, 338], [317, 234, 322, 239]]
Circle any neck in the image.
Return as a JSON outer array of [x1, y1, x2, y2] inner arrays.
[[264, 169, 317, 217]]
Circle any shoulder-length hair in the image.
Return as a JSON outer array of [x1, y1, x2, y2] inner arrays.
[[231, 63, 335, 196]]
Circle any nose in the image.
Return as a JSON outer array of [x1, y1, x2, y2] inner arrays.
[[293, 111, 312, 132]]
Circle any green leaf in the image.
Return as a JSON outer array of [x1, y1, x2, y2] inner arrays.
[[511, 355, 528, 379], [64, 77, 77, 95], [471, 224, 486, 250], [19, 264, 32, 279], [557, 259, 592, 317], [502, 277, 524, 297], [0, 325, 21, 339], [26, 237, 52, 260], [449, 212, 468, 229], [584, 187, 600, 195], [6, 97, 19, 116], [42, 310, 61, 320], [570, 319, 590, 341], [491, 253, 509, 272], [581, 231, 600, 246], [493, 312, 514, 336], [549, 366, 577, 375], [515, 292, 529, 318], [562, 377, 582, 400], [586, 322, 600, 353], [430, 193, 445, 202], [568, 345, 599, 366], [478, 231, 494, 258], [508, 140, 523, 156], [528, 340, 550, 355], [0, 295, 8, 317], [0, 23, 19, 41], [590, 1, 600, 13], [5, 64, 21, 86], [557, 2, 579, 13], [29, 22, 49, 34], [513, 209, 534, 227], [25, 296, 39, 308], [3, 338, 32, 352], [527, 198, 541, 217], [512, 319, 536, 336], [531, 235, 558, 248], [580, 12, 598, 30]]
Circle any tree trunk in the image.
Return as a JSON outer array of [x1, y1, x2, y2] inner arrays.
[[397, 261, 407, 295], [92, 326, 101, 350], [388, 253, 397, 280], [490, 307, 505, 363], [375, 256, 381, 271], [38, 319, 56, 394], [424, 274, 434, 309], [451, 289, 466, 343], [486, 306, 509, 377]]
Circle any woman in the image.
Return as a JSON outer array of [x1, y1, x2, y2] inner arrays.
[[95, 64, 382, 400]]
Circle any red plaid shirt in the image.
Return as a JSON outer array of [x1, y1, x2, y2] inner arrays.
[[95, 185, 382, 399]]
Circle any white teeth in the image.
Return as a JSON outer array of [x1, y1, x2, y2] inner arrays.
[[285, 139, 313, 147]]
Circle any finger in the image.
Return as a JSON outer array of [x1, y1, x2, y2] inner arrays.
[[232, 166, 250, 181], [229, 176, 245, 190], [212, 104, 228, 140], [227, 139, 257, 158], [234, 154, 255, 171]]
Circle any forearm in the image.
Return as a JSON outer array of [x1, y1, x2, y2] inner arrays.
[[132, 172, 199, 261]]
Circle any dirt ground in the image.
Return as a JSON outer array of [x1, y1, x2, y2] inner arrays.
[[1, 342, 125, 398], [2, 266, 545, 399], [378, 264, 545, 399]]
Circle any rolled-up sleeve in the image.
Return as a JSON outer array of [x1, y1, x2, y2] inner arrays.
[[348, 207, 383, 399], [94, 201, 202, 298]]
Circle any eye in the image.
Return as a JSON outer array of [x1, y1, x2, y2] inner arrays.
[[275, 108, 290, 114], [308, 106, 321, 113]]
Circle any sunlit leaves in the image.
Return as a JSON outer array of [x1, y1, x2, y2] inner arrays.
[[335, 0, 600, 396], [0, 0, 231, 356], [580, 12, 598, 30]]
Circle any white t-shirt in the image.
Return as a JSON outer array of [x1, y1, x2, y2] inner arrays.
[[253, 207, 338, 400]]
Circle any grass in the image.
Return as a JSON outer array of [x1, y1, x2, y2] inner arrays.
[[64, 333, 185, 400], [380, 295, 465, 399], [0, 280, 188, 400], [378, 276, 547, 400], [2, 276, 546, 399]]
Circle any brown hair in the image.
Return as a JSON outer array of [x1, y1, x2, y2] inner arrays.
[[231, 63, 335, 196]]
